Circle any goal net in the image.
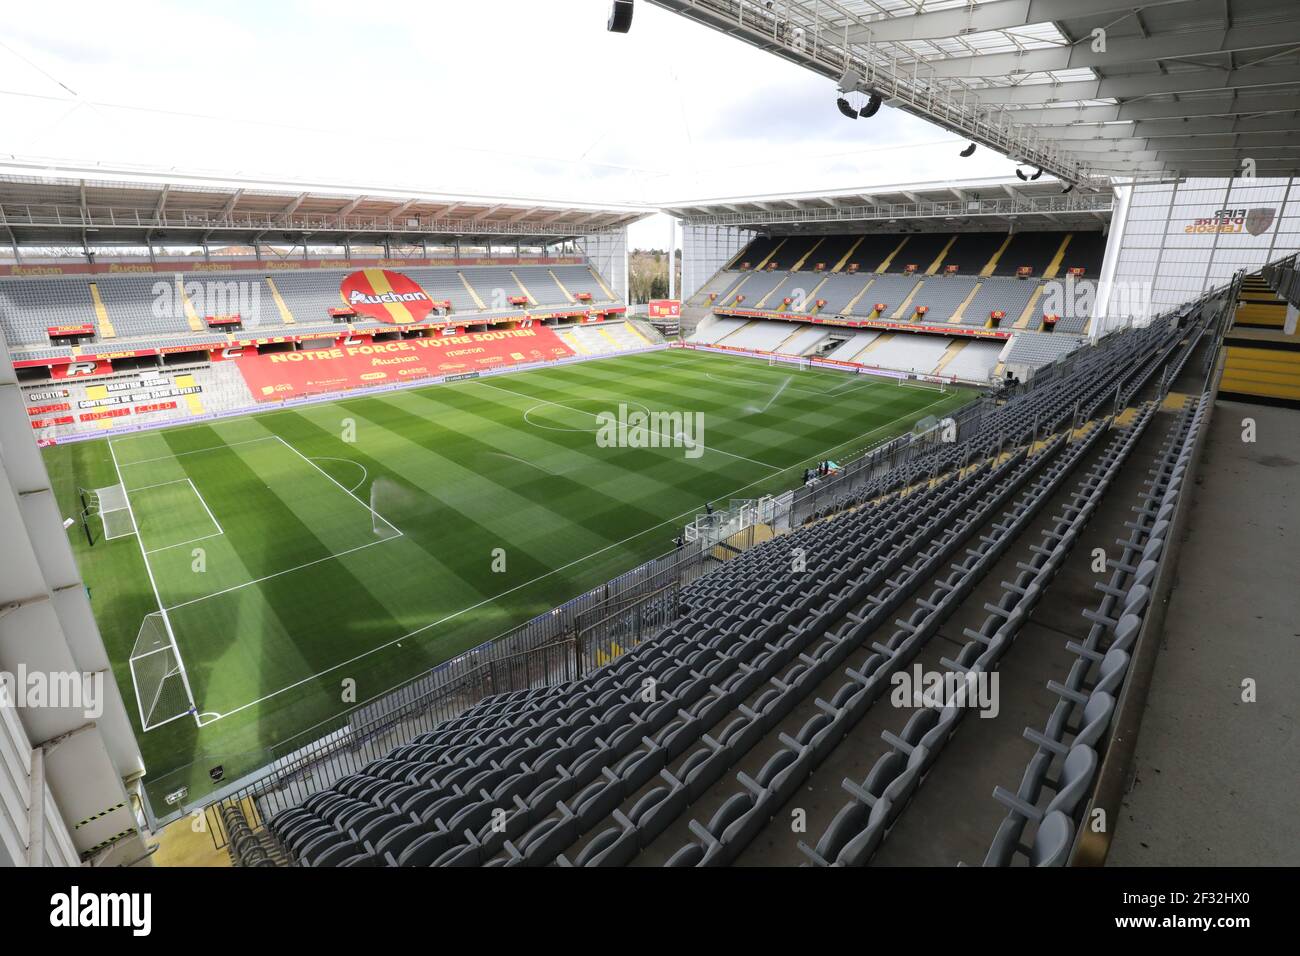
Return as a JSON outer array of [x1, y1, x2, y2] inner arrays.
[[96, 484, 136, 540], [130, 612, 196, 730], [901, 377, 947, 393]]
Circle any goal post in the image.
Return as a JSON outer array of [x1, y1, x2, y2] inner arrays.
[[900, 377, 947, 393], [130, 611, 197, 730], [95, 483, 137, 540]]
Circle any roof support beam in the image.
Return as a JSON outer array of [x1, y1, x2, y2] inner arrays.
[[972, 63, 1300, 104], [1050, 114, 1300, 140], [337, 196, 365, 217], [844, 0, 1192, 44], [924, 21, 1300, 79], [153, 184, 170, 221], [1068, 131, 1300, 152], [218, 188, 245, 219], [999, 92, 1300, 126], [280, 192, 308, 219]]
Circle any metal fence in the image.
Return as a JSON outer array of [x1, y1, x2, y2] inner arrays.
[[196, 503, 788, 849], [788, 394, 993, 524]]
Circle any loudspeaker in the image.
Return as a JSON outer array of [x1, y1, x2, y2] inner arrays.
[[608, 0, 634, 33]]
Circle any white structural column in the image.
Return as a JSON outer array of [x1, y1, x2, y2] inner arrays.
[[0, 329, 146, 866]]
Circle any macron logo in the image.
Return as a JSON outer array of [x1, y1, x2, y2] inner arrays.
[[50, 886, 151, 937]]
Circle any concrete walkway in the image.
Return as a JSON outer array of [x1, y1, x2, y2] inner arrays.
[[1108, 401, 1300, 866]]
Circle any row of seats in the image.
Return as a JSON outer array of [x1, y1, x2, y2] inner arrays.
[[220, 804, 284, 868], [695, 321, 1001, 384], [706, 272, 1074, 330], [252, 305, 1203, 867], [715, 231, 1104, 282], [983, 393, 1208, 866], [0, 264, 618, 350], [662, 429, 1098, 867], [802, 399, 1161, 867], [270, 447, 1043, 867], [564, 445, 1072, 867], [800, 319, 1183, 523]]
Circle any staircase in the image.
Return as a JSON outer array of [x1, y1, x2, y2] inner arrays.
[[1220, 271, 1300, 408]]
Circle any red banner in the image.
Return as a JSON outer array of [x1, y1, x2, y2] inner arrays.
[[236, 327, 574, 401], [47, 324, 95, 336], [51, 360, 114, 379], [28, 403, 72, 416], [648, 299, 681, 319], [79, 408, 131, 423]]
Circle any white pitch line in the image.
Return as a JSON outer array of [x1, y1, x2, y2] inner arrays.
[[198, 390, 963, 725], [273, 436, 401, 538], [115, 435, 278, 468], [471, 378, 785, 472], [309, 456, 370, 494], [186, 477, 223, 535], [128, 477, 195, 493], [106, 437, 198, 731], [146, 531, 225, 556], [164, 536, 398, 612]]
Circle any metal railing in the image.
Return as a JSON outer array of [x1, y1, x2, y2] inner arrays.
[[1260, 251, 1300, 308], [192, 511, 784, 848], [0, 203, 631, 238], [676, 194, 1114, 228]]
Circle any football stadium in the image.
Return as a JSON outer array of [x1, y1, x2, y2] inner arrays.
[[0, 0, 1296, 909]]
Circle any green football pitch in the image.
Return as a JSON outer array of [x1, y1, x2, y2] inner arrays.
[[42, 348, 974, 809]]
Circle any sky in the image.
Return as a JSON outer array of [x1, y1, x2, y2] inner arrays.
[[0, 0, 1017, 248]]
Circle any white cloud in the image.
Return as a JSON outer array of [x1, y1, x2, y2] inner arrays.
[[0, 0, 1016, 224]]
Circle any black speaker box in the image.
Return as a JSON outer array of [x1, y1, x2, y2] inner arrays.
[[608, 0, 634, 33]]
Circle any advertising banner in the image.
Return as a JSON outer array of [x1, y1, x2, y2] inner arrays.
[[648, 299, 681, 319], [339, 269, 437, 325], [236, 326, 573, 401]]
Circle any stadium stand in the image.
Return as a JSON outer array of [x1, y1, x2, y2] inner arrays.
[[983, 395, 1207, 866], [246, 285, 1219, 868], [822, 331, 879, 363], [937, 340, 1003, 382], [858, 332, 951, 374], [0, 277, 99, 343], [0, 260, 623, 359], [25, 364, 255, 441], [960, 278, 1044, 329], [557, 321, 660, 357], [718, 320, 802, 352], [22, 319, 659, 441]]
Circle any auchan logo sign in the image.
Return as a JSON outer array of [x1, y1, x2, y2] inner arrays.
[[339, 269, 435, 325]]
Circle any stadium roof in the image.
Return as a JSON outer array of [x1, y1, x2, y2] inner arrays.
[[0, 159, 650, 248], [647, 0, 1300, 184], [663, 176, 1114, 233]]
